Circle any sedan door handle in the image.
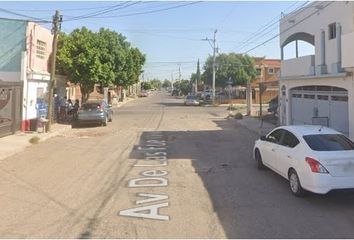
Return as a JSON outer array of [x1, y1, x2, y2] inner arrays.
[[271, 148, 275, 152], [287, 155, 292, 159]]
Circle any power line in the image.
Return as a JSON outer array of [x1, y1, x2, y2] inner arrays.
[[83, 1, 202, 19], [244, 1, 333, 54], [63, 1, 139, 22], [235, 1, 308, 52], [0, 8, 51, 23]]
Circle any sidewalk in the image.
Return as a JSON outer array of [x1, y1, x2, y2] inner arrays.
[[236, 116, 277, 136], [0, 96, 137, 161], [0, 123, 72, 161]]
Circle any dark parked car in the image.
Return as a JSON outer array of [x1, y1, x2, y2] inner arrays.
[[73, 100, 113, 127]]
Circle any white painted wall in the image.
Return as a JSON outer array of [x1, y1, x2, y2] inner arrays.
[[280, 1, 354, 73], [281, 55, 315, 77], [25, 81, 49, 120], [342, 32, 354, 68]]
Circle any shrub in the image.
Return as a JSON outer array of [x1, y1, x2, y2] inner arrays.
[[29, 136, 40, 144], [234, 112, 243, 119]]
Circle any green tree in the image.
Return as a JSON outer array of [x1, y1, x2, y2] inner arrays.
[[150, 79, 162, 90], [56, 27, 145, 102], [201, 53, 256, 87], [162, 79, 171, 88], [141, 82, 152, 90], [173, 80, 191, 96]]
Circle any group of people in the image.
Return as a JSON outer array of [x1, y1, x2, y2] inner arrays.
[[56, 96, 80, 122]]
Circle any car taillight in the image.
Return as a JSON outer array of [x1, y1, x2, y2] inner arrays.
[[97, 105, 104, 112], [305, 157, 329, 174]]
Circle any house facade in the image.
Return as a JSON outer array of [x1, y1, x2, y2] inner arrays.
[[279, 1, 354, 139], [0, 18, 53, 134], [252, 57, 280, 104]]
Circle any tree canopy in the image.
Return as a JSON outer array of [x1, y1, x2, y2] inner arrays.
[[56, 27, 145, 101], [201, 53, 256, 87], [173, 80, 191, 96]]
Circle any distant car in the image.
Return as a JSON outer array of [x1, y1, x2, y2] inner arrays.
[[184, 95, 200, 106], [254, 125, 354, 196], [74, 100, 113, 127], [139, 91, 149, 97]]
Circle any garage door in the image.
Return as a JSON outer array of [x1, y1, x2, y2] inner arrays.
[[290, 86, 349, 135]]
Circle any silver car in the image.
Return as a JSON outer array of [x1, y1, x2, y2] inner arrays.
[[74, 100, 113, 127], [184, 95, 200, 106]]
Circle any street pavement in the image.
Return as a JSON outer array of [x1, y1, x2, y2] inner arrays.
[[0, 92, 354, 238]]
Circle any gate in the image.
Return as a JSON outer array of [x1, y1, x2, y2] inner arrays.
[[0, 81, 22, 137]]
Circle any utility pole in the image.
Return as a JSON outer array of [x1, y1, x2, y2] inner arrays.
[[47, 10, 61, 132], [178, 64, 181, 81], [171, 73, 174, 91], [202, 29, 218, 104], [212, 29, 217, 105]]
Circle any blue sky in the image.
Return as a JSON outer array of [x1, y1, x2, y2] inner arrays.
[[0, 1, 305, 80]]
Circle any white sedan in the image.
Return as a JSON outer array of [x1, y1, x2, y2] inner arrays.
[[253, 125, 354, 196]]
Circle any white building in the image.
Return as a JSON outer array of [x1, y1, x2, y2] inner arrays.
[[279, 1, 354, 140]]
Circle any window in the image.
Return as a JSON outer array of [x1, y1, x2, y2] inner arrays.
[[303, 134, 354, 151], [268, 68, 274, 74], [317, 95, 329, 100], [36, 40, 46, 59], [292, 94, 302, 98], [331, 96, 348, 102], [267, 129, 284, 144], [304, 94, 315, 99], [329, 23, 336, 40], [256, 68, 261, 76], [281, 130, 300, 148]]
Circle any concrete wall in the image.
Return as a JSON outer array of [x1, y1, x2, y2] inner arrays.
[[281, 55, 315, 77], [280, 1, 354, 73], [0, 18, 27, 81]]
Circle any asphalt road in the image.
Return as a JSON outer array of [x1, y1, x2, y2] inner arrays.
[[0, 92, 353, 238]]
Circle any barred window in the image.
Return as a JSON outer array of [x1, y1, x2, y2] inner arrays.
[[36, 40, 46, 59]]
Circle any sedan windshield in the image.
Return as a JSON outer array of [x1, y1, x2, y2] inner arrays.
[[303, 134, 354, 151]]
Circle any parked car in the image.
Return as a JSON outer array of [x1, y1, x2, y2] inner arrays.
[[139, 91, 149, 97], [73, 100, 113, 127], [184, 95, 200, 106], [253, 125, 354, 196]]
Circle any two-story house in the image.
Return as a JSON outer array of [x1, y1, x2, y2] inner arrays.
[[252, 57, 280, 104], [0, 18, 53, 134], [279, 1, 354, 140]]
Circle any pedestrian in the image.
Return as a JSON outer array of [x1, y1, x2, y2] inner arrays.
[[73, 99, 80, 120], [59, 96, 67, 122]]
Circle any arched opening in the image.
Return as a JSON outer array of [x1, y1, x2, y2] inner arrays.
[[281, 32, 315, 60]]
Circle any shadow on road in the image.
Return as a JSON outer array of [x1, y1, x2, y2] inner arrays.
[[129, 118, 354, 238]]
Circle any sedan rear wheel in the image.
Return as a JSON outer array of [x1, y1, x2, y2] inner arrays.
[[289, 169, 306, 197]]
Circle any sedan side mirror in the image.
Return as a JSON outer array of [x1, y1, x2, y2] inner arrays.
[[260, 136, 267, 141]]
